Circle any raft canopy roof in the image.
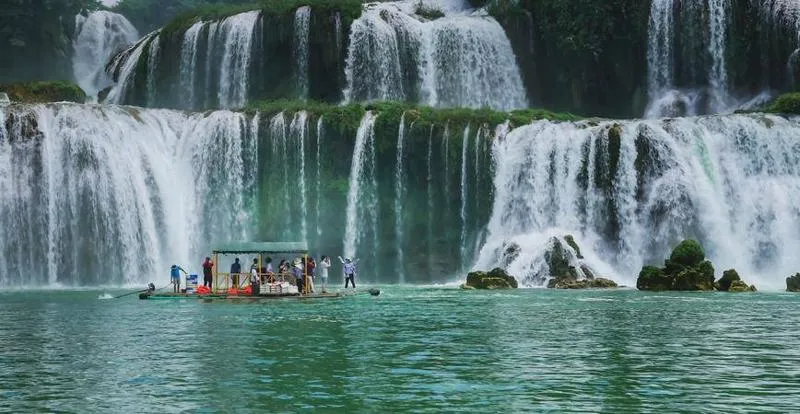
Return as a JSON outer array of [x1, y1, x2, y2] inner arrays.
[[212, 242, 308, 255]]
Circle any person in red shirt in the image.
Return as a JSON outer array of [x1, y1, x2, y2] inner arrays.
[[202, 257, 214, 288]]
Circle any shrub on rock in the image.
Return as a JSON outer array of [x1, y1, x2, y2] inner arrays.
[[637, 239, 715, 291], [669, 239, 705, 267]]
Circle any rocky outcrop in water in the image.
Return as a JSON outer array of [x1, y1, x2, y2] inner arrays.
[[637, 240, 716, 291], [463, 268, 518, 289], [787, 274, 800, 292], [543, 235, 618, 289], [715, 269, 756, 292]]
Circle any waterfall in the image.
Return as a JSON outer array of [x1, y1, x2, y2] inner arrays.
[[105, 32, 157, 104], [0, 104, 253, 286], [476, 114, 800, 290], [316, 116, 323, 240], [343, 112, 378, 261], [146, 35, 161, 107], [289, 111, 309, 243], [268, 113, 291, 239], [646, 0, 674, 106], [426, 126, 434, 276], [217, 11, 261, 109], [204, 22, 220, 108], [73, 11, 139, 99], [459, 124, 470, 271], [344, 2, 527, 110], [394, 113, 407, 283], [335, 12, 343, 55], [708, 0, 730, 113], [180, 22, 204, 109], [294, 6, 312, 99]]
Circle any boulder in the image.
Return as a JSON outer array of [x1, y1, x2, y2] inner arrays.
[[636, 266, 672, 291], [673, 261, 715, 291], [787, 273, 800, 292], [715, 269, 741, 291], [465, 268, 518, 289], [552, 277, 618, 289], [636, 240, 716, 291], [728, 280, 756, 292]]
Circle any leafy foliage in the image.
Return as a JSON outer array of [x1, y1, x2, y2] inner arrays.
[[0, 80, 86, 103], [767, 93, 800, 114]]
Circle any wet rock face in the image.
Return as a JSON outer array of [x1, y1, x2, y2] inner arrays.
[[465, 267, 518, 289], [637, 239, 715, 291], [787, 274, 800, 292]]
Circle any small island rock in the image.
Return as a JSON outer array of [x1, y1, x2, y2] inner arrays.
[[465, 268, 518, 289]]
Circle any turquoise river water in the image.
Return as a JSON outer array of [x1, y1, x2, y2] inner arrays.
[[1, 287, 799, 413]]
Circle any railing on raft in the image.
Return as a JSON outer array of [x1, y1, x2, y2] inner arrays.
[[211, 271, 309, 294]]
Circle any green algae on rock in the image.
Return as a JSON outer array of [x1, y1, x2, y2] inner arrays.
[[0, 81, 86, 104], [464, 268, 518, 289], [637, 239, 716, 291]]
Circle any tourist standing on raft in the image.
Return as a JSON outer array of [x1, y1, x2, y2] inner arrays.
[[170, 264, 186, 293], [320, 256, 331, 293], [292, 258, 304, 293], [230, 258, 242, 287], [202, 257, 214, 288], [338, 256, 358, 289]]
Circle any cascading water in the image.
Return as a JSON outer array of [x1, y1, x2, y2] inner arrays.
[[0, 104, 252, 286], [708, 0, 730, 113], [105, 32, 157, 104], [146, 35, 161, 107], [645, 0, 675, 115], [476, 114, 800, 290], [459, 124, 470, 271], [344, 1, 527, 110], [394, 113, 407, 283], [289, 111, 309, 243], [315, 116, 323, 241], [180, 22, 204, 109], [343, 112, 378, 262], [294, 6, 312, 99], [218, 11, 261, 109], [73, 11, 139, 99]]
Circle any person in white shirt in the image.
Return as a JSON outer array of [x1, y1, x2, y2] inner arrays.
[[319, 256, 331, 293]]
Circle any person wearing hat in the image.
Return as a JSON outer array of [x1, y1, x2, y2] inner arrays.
[[338, 256, 359, 289], [170, 264, 186, 293]]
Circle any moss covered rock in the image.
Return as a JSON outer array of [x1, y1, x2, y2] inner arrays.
[[669, 239, 705, 267], [637, 239, 716, 291], [787, 273, 800, 292], [715, 269, 753, 292], [552, 277, 618, 289], [0, 81, 85, 103], [636, 266, 672, 291], [465, 268, 518, 289], [767, 93, 800, 114], [728, 280, 756, 292], [564, 234, 583, 259]]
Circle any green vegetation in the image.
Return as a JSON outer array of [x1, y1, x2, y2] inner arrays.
[[151, 0, 362, 36], [415, 2, 445, 20], [0, 81, 86, 103], [766, 93, 800, 115], [246, 99, 579, 133]]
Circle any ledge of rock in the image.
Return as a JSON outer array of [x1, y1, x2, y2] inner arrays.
[[463, 268, 518, 289]]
